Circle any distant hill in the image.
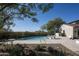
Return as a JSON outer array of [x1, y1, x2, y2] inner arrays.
[[69, 20, 79, 24]]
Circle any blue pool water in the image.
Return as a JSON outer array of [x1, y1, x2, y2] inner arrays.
[[19, 36, 47, 41]]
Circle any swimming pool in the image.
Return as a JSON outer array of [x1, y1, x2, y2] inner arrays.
[[19, 36, 47, 41]]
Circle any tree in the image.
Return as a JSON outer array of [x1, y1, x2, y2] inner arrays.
[[0, 3, 54, 31], [41, 17, 65, 34]]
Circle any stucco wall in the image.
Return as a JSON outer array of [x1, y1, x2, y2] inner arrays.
[[60, 24, 73, 38]]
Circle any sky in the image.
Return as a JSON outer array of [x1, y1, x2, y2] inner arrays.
[[12, 3, 79, 32]]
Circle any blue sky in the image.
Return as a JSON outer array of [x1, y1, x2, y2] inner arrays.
[[12, 3, 79, 32]]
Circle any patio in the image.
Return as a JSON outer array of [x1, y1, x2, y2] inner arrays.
[[1, 36, 79, 55]]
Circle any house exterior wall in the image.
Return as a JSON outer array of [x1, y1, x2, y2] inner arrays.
[[60, 24, 73, 38], [73, 28, 79, 38]]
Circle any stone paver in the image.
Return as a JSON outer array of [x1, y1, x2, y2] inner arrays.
[[3, 37, 79, 54], [45, 37, 79, 54]]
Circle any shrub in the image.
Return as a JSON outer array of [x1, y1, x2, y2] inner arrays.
[[34, 45, 47, 52], [48, 47, 65, 56], [27, 50, 36, 56], [8, 44, 25, 56]]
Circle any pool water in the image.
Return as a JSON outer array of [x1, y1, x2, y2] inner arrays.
[[19, 36, 47, 41]]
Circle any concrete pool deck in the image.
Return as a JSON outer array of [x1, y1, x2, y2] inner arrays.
[[2, 37, 79, 55]]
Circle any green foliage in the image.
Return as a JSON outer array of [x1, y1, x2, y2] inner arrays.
[[38, 4, 54, 13], [0, 3, 54, 31], [0, 31, 48, 40], [0, 16, 3, 29], [34, 45, 47, 52], [41, 17, 65, 34], [8, 44, 24, 56], [48, 47, 65, 56], [0, 44, 76, 56]]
